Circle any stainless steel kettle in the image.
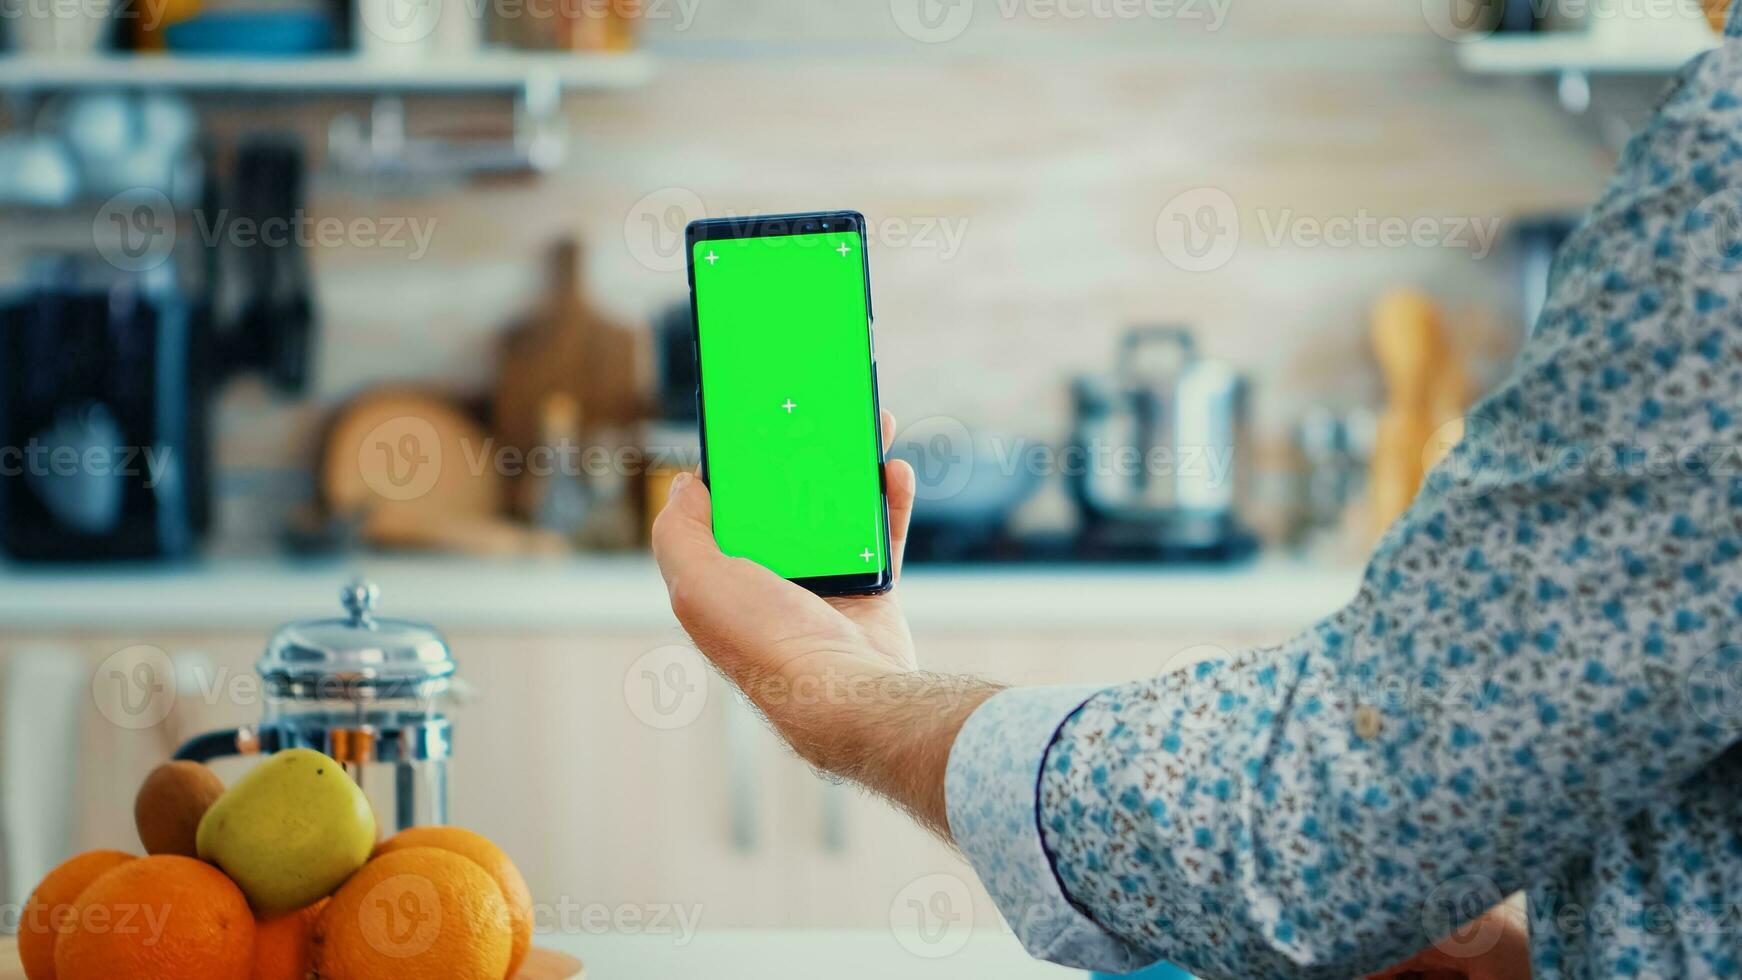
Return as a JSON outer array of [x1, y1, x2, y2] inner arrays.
[[173, 578, 456, 832], [1068, 326, 1249, 549]]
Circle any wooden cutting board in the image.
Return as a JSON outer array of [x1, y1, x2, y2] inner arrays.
[[319, 387, 567, 556], [0, 936, 582, 979]]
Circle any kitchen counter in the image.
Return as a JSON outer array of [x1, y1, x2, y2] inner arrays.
[[542, 929, 1089, 979], [0, 555, 1363, 632]]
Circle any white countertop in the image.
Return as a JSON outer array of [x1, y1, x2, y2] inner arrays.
[[0, 555, 1362, 632], [541, 929, 1093, 980]]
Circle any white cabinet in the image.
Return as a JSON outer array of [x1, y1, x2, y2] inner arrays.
[[0, 612, 1301, 928]]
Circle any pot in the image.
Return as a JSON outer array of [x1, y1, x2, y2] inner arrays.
[[1067, 326, 1249, 550]]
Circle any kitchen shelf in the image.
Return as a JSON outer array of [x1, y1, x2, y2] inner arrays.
[[1454, 33, 1717, 75], [0, 50, 654, 94]]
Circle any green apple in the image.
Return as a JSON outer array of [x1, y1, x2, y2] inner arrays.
[[196, 748, 375, 915]]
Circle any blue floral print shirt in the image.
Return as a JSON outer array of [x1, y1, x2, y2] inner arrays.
[[946, 18, 1742, 980]]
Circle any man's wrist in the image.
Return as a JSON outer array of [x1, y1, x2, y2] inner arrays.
[[747, 665, 1001, 838], [832, 672, 1002, 837]]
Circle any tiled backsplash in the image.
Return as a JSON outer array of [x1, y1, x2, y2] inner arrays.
[[185, 0, 1632, 548]]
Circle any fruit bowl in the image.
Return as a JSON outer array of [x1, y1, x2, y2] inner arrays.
[[15, 752, 571, 980], [0, 936, 582, 979]]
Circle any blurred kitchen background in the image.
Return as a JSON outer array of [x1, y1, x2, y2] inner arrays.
[[0, 0, 1727, 974]]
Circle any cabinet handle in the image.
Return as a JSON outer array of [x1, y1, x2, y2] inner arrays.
[[2, 645, 84, 908], [723, 696, 760, 854], [820, 780, 847, 853]]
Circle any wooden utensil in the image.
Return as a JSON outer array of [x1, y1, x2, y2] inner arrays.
[[494, 238, 645, 519], [0, 937, 583, 979], [321, 387, 566, 556], [1368, 288, 1471, 538], [1704, 0, 1728, 32]]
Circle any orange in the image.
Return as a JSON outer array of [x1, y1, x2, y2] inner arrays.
[[250, 899, 326, 980], [54, 854, 253, 980], [375, 826, 534, 977], [311, 847, 511, 980], [18, 850, 137, 980]]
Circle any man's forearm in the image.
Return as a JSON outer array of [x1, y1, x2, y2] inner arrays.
[[742, 667, 1002, 839]]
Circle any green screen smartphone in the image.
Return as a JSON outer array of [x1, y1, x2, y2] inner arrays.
[[685, 211, 892, 596]]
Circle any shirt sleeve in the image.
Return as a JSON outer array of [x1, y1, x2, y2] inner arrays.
[[1026, 37, 1742, 980], [944, 685, 1154, 973]]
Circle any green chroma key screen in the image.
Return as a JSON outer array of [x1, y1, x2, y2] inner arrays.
[[691, 229, 887, 581]]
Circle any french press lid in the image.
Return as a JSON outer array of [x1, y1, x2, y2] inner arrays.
[[258, 578, 456, 700]]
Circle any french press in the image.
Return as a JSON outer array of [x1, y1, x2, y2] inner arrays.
[[174, 578, 456, 831]]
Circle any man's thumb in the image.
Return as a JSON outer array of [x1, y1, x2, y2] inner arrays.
[[652, 472, 720, 581]]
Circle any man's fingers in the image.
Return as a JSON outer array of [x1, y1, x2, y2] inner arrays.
[[886, 458, 916, 580], [666, 413, 906, 585], [651, 472, 721, 592]]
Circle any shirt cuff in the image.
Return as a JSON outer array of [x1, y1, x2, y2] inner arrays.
[[945, 685, 1153, 974]]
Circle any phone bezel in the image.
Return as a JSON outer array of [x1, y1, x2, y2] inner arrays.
[[685, 210, 893, 597]]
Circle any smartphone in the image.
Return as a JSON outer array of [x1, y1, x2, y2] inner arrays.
[[685, 211, 892, 596]]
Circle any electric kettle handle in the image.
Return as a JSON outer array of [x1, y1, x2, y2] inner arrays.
[[1119, 326, 1197, 376], [1121, 325, 1196, 353]]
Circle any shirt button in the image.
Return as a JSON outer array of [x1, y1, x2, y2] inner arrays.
[[1354, 705, 1383, 740]]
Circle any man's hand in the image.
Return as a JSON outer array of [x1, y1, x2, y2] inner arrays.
[[651, 411, 999, 835], [1365, 898, 1533, 980]]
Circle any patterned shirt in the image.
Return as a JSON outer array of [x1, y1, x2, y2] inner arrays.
[[946, 16, 1742, 980]]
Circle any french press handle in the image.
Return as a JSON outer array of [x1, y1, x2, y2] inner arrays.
[[174, 726, 275, 763]]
